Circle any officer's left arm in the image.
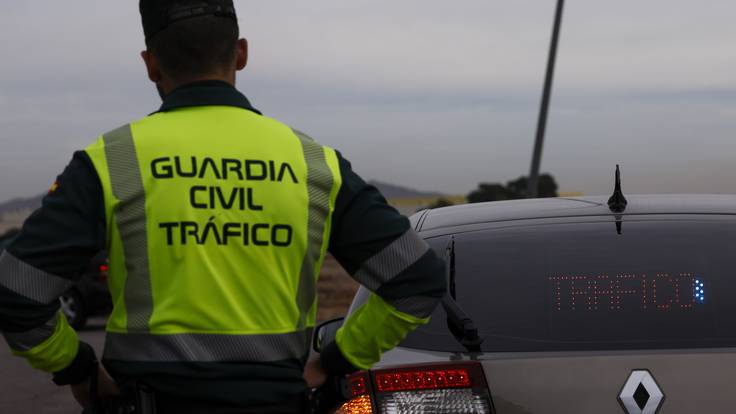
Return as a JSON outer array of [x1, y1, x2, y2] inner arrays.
[[319, 152, 447, 376], [0, 151, 105, 385]]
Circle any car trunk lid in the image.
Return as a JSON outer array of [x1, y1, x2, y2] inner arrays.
[[481, 349, 736, 413]]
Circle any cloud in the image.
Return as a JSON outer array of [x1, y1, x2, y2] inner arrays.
[[1, 0, 735, 202]]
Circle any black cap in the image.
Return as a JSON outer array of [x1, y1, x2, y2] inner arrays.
[[140, 0, 238, 41]]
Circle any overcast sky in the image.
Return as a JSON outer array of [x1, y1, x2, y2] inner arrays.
[[1, 1, 735, 203]]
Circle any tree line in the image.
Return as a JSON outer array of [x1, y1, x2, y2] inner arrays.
[[428, 173, 558, 208]]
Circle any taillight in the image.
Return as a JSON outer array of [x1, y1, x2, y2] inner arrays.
[[336, 372, 375, 414], [375, 368, 471, 392], [98, 264, 109, 282], [336, 362, 494, 414], [336, 394, 373, 414]]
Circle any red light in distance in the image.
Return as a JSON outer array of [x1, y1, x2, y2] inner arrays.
[[375, 369, 471, 392]]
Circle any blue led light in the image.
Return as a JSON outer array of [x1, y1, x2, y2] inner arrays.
[[695, 278, 706, 303]]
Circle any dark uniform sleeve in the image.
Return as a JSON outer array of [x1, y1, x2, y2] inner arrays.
[[0, 151, 105, 384], [320, 152, 446, 375]]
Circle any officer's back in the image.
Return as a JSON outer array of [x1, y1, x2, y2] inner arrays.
[[0, 1, 447, 412]]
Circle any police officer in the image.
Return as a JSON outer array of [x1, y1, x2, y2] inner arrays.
[[0, 1, 447, 412]]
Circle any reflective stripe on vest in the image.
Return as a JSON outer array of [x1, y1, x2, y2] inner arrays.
[[104, 329, 313, 362], [294, 130, 334, 329], [103, 125, 153, 332]]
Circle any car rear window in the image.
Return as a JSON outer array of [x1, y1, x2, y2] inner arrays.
[[400, 218, 736, 352]]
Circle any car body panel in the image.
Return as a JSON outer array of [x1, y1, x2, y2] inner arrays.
[[480, 350, 736, 414], [418, 195, 736, 237], [377, 346, 736, 413], [339, 195, 736, 413]]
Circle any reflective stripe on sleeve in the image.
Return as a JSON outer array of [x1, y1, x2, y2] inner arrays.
[[335, 293, 429, 370], [352, 230, 430, 291], [0, 251, 73, 304], [293, 130, 334, 328], [2, 313, 60, 352], [103, 124, 153, 332], [103, 329, 313, 362], [10, 312, 79, 373]]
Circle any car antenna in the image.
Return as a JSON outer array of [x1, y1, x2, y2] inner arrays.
[[442, 237, 483, 353], [608, 165, 627, 213]]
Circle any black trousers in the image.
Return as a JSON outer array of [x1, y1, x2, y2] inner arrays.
[[95, 388, 309, 414], [154, 393, 309, 414]]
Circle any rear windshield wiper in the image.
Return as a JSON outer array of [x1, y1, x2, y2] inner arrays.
[[443, 237, 483, 353]]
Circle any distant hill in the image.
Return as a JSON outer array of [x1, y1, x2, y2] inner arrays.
[[368, 180, 443, 199], [0, 181, 444, 218], [0, 195, 43, 234], [0, 181, 441, 214], [0, 194, 43, 215]]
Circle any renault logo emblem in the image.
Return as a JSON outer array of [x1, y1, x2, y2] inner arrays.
[[618, 370, 665, 414]]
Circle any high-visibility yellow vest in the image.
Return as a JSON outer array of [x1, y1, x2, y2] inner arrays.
[[84, 106, 341, 362]]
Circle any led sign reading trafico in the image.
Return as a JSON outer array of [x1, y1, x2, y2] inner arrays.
[[549, 273, 703, 312]]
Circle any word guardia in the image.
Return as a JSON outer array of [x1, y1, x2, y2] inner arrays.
[[151, 156, 299, 183]]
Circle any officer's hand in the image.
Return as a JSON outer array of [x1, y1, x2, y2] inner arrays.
[[71, 364, 121, 408], [304, 356, 328, 389]]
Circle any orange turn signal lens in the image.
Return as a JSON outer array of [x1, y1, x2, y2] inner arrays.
[[335, 395, 373, 414]]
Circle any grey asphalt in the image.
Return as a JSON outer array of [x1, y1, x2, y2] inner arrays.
[[0, 318, 107, 414]]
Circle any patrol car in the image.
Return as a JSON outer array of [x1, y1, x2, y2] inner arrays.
[[316, 193, 736, 413]]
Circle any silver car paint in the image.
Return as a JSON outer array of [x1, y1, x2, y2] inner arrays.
[[358, 196, 736, 413], [376, 346, 736, 413]]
